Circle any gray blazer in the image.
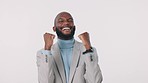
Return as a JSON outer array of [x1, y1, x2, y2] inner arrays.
[[36, 40, 103, 83]]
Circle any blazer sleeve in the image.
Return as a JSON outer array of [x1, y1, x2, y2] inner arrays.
[[83, 48, 103, 83], [36, 49, 55, 83]]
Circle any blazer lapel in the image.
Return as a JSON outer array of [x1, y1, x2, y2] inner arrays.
[[52, 43, 66, 83], [69, 41, 81, 83]]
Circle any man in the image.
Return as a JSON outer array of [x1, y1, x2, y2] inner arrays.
[[36, 11, 103, 83]]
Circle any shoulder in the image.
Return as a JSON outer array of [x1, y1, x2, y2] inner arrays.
[[74, 40, 83, 45], [74, 40, 83, 46], [74, 40, 97, 48], [74, 40, 86, 51]]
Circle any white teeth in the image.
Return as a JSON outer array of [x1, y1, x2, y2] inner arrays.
[[62, 27, 70, 30]]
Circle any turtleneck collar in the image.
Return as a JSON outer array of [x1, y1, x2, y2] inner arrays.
[[57, 38, 75, 49]]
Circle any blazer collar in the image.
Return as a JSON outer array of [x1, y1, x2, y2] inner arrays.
[[52, 43, 66, 83], [69, 41, 81, 83], [52, 41, 81, 83]]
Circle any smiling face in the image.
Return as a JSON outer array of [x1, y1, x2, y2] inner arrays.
[[53, 12, 76, 40]]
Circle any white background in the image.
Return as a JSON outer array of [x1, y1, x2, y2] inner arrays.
[[0, 0, 148, 83]]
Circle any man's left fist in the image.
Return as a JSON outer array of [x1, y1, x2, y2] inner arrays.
[[78, 32, 92, 50]]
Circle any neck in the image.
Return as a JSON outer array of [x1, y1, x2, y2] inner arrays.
[[58, 37, 74, 40], [57, 38, 75, 49]]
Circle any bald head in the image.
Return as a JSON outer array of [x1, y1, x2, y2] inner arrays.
[[54, 12, 74, 26]]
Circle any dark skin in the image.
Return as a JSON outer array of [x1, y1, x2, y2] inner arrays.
[[53, 12, 74, 35], [44, 12, 92, 50]]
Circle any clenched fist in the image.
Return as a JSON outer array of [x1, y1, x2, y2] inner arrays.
[[44, 33, 55, 50], [78, 32, 92, 50]]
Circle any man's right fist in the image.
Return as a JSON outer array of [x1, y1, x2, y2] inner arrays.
[[44, 33, 55, 50]]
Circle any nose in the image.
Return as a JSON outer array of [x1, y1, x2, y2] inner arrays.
[[63, 21, 69, 26]]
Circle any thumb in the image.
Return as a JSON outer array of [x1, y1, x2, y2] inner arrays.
[[52, 35, 55, 39]]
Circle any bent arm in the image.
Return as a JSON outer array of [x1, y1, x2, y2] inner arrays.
[[83, 48, 103, 83], [36, 49, 55, 83]]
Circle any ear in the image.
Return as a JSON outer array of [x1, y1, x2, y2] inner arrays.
[[53, 26, 56, 32]]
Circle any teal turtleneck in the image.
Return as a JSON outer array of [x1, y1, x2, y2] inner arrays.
[[57, 38, 75, 83]]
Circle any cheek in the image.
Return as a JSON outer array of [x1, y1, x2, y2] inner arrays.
[[57, 23, 64, 27], [56, 24, 61, 28], [68, 23, 74, 26]]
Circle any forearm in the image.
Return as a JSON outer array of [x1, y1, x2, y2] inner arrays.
[[83, 48, 103, 83], [36, 50, 55, 83]]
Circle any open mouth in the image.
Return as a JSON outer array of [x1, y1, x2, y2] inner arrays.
[[62, 27, 71, 31]]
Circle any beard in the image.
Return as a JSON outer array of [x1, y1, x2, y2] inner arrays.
[[55, 26, 75, 40]]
